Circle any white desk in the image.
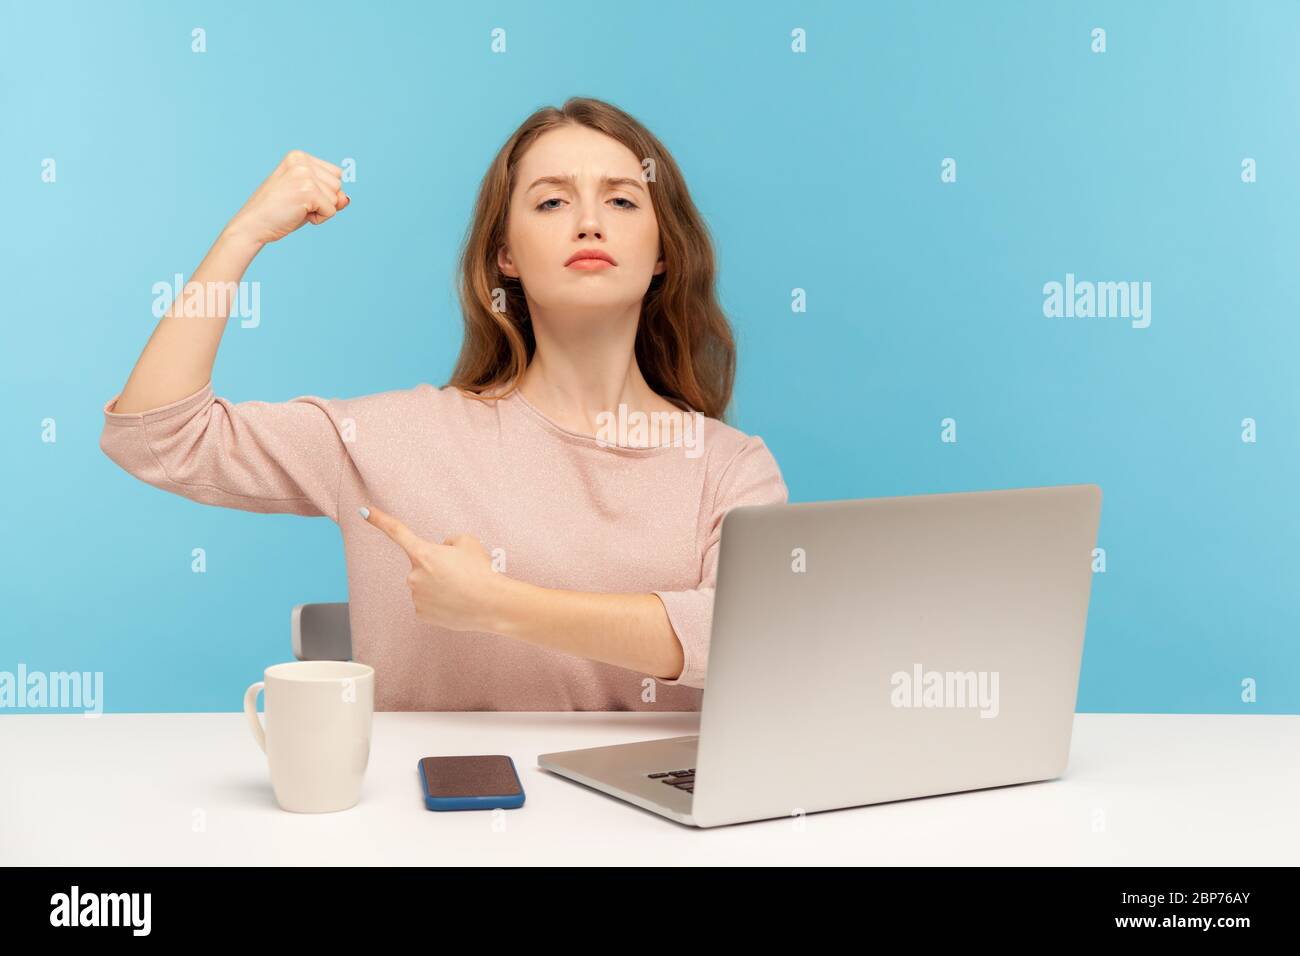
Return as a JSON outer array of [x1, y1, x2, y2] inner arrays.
[[2, 713, 1295, 865]]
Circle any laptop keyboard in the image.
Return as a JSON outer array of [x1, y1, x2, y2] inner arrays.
[[648, 767, 696, 793]]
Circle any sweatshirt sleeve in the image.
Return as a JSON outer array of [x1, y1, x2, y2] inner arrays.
[[652, 435, 789, 689], [99, 379, 347, 522]]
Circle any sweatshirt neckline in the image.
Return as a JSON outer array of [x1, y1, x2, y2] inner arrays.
[[505, 386, 698, 457]]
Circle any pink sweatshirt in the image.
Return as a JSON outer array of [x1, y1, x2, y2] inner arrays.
[[99, 379, 788, 711]]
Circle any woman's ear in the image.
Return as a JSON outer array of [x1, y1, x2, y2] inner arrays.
[[497, 245, 518, 279]]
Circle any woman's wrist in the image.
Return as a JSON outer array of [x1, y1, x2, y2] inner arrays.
[[485, 573, 538, 639], [216, 218, 267, 259]]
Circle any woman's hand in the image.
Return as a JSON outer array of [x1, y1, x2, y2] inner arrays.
[[360, 504, 686, 680], [361, 505, 513, 633], [221, 149, 350, 248]]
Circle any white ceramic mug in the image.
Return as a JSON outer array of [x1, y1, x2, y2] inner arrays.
[[243, 661, 375, 813]]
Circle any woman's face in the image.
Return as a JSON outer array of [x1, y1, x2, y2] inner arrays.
[[499, 124, 664, 321]]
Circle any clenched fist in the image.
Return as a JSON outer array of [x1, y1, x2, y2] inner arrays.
[[222, 149, 350, 247]]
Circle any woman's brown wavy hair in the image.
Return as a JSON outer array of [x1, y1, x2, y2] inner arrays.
[[446, 97, 736, 421]]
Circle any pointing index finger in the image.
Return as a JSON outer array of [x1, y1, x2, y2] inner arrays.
[[360, 505, 424, 564]]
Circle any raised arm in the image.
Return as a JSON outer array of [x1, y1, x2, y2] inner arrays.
[[111, 150, 348, 413], [101, 152, 353, 520]]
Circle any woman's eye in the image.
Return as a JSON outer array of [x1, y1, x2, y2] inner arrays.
[[535, 197, 638, 211]]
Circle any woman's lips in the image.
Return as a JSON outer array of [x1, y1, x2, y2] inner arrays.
[[566, 258, 615, 270]]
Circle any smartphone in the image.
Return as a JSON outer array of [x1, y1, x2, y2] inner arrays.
[[417, 755, 526, 811]]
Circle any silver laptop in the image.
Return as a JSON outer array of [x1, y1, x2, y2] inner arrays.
[[538, 483, 1103, 828]]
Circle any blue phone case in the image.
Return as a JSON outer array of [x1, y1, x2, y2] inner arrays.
[[417, 755, 526, 811]]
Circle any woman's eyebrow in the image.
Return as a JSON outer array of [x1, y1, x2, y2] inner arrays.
[[526, 173, 645, 194]]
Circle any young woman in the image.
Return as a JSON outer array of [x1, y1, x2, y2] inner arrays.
[[100, 97, 787, 712]]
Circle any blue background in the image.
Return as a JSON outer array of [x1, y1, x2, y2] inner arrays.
[[2, 0, 1296, 713]]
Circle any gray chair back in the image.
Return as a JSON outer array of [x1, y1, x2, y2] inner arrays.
[[291, 602, 353, 661]]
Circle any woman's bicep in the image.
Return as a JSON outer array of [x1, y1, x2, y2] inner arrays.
[[99, 379, 347, 521]]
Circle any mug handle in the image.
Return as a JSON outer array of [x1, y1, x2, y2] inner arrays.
[[244, 681, 266, 753]]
